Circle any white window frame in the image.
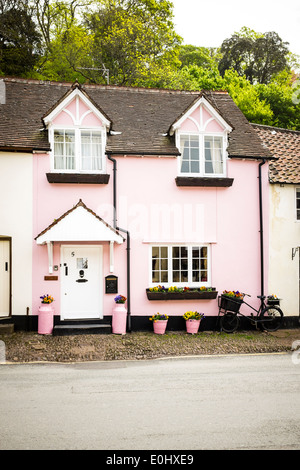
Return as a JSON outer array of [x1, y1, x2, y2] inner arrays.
[[49, 125, 107, 174], [296, 187, 300, 222], [176, 131, 227, 177], [149, 244, 211, 287]]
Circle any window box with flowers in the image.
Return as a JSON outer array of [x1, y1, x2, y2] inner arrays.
[[146, 286, 218, 300]]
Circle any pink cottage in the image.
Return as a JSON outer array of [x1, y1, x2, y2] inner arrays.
[[0, 78, 274, 333]]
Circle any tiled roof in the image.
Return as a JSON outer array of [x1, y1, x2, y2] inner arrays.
[[252, 123, 300, 183], [0, 77, 271, 159]]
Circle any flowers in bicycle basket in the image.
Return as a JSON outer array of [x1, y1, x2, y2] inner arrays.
[[222, 290, 244, 299], [267, 294, 278, 300]]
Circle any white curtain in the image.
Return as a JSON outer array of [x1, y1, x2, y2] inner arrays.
[[81, 131, 102, 171], [54, 130, 75, 170], [205, 137, 223, 174]]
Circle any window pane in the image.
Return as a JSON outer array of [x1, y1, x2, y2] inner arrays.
[[54, 129, 75, 170], [204, 136, 223, 174], [173, 259, 179, 270], [161, 247, 168, 258], [192, 245, 208, 285], [181, 161, 189, 173], [201, 247, 207, 258], [181, 271, 188, 282], [180, 135, 199, 174], [191, 161, 199, 173], [152, 246, 168, 283], [161, 258, 168, 270], [81, 130, 102, 171], [152, 247, 159, 257], [180, 247, 188, 257]]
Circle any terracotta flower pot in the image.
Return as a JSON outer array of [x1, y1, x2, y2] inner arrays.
[[186, 319, 200, 334], [153, 320, 168, 335]]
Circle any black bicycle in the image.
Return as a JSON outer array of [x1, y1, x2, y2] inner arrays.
[[218, 293, 284, 333]]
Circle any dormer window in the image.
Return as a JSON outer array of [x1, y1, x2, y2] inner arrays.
[[179, 134, 225, 176], [170, 96, 233, 187], [43, 84, 111, 183]]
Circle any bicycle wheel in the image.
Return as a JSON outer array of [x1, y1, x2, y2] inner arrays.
[[220, 312, 240, 333], [260, 306, 283, 332]]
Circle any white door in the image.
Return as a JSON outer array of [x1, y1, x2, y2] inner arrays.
[[61, 245, 102, 320], [0, 239, 10, 317]]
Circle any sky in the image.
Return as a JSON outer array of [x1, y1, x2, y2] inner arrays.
[[171, 0, 300, 57]]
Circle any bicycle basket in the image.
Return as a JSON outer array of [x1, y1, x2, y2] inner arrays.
[[220, 295, 243, 312]]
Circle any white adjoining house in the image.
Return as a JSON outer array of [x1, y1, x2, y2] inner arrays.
[[253, 124, 300, 322]]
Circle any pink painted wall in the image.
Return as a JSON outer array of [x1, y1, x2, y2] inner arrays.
[[32, 96, 269, 320], [32, 151, 269, 319]]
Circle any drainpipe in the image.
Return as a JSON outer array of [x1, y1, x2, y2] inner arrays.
[[116, 226, 131, 332], [107, 154, 131, 332], [258, 159, 266, 308], [107, 155, 117, 228]]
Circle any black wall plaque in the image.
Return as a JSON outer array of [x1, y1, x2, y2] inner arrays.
[[105, 275, 118, 294]]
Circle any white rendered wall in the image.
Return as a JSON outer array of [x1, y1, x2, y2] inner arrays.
[[269, 184, 300, 316], [0, 152, 33, 315]]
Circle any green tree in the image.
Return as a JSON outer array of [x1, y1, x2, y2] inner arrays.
[[223, 69, 274, 124], [83, 0, 182, 85], [178, 45, 220, 69], [256, 70, 300, 130], [218, 28, 290, 84], [0, 2, 42, 76], [32, 0, 95, 82]]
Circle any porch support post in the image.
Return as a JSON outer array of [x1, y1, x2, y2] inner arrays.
[[110, 241, 114, 272], [46, 241, 53, 274]]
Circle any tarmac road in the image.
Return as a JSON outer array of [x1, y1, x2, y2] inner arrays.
[[0, 353, 299, 451]]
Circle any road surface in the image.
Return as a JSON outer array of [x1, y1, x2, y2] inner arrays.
[[0, 353, 299, 450]]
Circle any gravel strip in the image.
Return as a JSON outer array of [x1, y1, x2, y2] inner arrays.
[[1, 329, 299, 363]]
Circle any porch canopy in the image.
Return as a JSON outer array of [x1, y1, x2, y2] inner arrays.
[[35, 199, 124, 273]]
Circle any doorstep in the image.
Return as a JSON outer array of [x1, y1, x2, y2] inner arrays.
[[53, 319, 112, 336]]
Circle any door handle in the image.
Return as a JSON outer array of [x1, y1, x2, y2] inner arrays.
[[65, 266, 68, 276], [5, 262, 8, 271]]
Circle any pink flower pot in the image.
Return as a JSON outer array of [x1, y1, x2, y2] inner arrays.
[[112, 304, 127, 334], [38, 305, 54, 335], [186, 319, 200, 334], [153, 320, 168, 335]]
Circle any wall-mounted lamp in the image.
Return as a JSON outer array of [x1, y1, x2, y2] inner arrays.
[[292, 247, 299, 260]]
